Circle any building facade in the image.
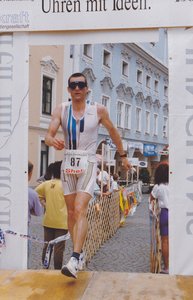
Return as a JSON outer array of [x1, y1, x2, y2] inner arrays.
[[28, 45, 65, 185], [28, 31, 168, 186]]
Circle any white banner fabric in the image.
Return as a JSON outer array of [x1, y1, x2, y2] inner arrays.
[[1, 0, 193, 32], [0, 33, 29, 269], [168, 28, 193, 275]]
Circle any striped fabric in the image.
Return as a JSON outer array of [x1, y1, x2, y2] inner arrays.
[[61, 101, 99, 159]]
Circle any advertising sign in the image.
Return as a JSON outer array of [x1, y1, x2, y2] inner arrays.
[[168, 27, 193, 275], [1, 1, 193, 32], [143, 144, 157, 157]]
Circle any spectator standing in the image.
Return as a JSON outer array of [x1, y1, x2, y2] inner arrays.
[[97, 164, 110, 193], [35, 161, 68, 269], [150, 162, 169, 274], [110, 173, 120, 192], [28, 161, 43, 268]]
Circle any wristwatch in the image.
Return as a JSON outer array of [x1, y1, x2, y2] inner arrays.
[[120, 152, 127, 158]]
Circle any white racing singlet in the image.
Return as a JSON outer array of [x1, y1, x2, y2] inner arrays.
[[60, 101, 100, 196]]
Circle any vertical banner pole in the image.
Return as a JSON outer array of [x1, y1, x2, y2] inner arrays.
[[126, 170, 129, 186], [101, 143, 104, 195], [107, 144, 111, 191], [137, 166, 139, 182]]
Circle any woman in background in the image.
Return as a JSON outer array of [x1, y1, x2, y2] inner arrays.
[[150, 162, 169, 274]]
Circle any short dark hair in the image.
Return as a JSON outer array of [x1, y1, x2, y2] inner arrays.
[[68, 72, 87, 87], [44, 162, 54, 180], [154, 162, 169, 185], [28, 161, 33, 174], [52, 161, 62, 179], [113, 173, 118, 181]]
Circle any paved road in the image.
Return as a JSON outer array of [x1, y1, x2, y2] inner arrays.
[[29, 193, 151, 273]]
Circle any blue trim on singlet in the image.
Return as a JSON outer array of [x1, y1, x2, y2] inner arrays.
[[80, 118, 84, 133], [67, 102, 90, 149], [72, 116, 77, 149], [68, 105, 72, 149]]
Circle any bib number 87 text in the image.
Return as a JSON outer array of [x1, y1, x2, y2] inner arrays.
[[70, 157, 80, 167]]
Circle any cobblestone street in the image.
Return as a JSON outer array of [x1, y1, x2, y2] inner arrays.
[[29, 193, 150, 273]]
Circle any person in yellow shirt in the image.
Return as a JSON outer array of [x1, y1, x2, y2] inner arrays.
[[35, 161, 68, 269]]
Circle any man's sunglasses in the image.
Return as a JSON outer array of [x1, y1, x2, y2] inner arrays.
[[68, 81, 87, 90]]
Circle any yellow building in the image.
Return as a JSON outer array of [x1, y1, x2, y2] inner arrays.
[[28, 45, 65, 186]]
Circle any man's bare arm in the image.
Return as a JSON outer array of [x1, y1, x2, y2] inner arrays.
[[97, 104, 131, 170], [45, 105, 65, 150]]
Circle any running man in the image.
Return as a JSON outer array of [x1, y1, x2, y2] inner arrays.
[[45, 72, 131, 278]]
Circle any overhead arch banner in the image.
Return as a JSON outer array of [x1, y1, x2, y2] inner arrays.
[[1, 0, 193, 32]]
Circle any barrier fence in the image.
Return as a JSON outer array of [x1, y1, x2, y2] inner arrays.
[[149, 199, 162, 273], [0, 181, 147, 269], [83, 182, 142, 264]]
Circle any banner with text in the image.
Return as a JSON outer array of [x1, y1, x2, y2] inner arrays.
[[168, 27, 193, 275], [0, 0, 193, 32], [0, 33, 29, 269]]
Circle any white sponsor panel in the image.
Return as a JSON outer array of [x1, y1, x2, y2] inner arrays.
[[168, 28, 193, 275], [129, 157, 139, 166], [159, 150, 169, 156], [129, 159, 147, 168], [0, 33, 29, 269], [1, 1, 193, 32], [28, 29, 158, 46], [106, 159, 116, 166], [138, 161, 148, 168]]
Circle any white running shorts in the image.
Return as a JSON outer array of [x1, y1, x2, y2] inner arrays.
[[61, 160, 97, 197]]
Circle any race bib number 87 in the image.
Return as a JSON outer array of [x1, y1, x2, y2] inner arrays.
[[63, 150, 88, 174]]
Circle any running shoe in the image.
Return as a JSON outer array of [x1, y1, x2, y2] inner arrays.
[[160, 269, 169, 274], [61, 257, 79, 279], [78, 251, 85, 270]]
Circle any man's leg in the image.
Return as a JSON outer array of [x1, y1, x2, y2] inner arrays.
[[64, 192, 91, 250], [73, 191, 92, 253], [62, 191, 91, 278], [64, 193, 76, 244]]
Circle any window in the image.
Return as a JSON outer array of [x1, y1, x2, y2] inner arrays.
[[40, 141, 49, 176], [117, 101, 124, 127], [163, 117, 168, 137], [153, 113, 158, 136], [146, 75, 151, 88], [122, 60, 128, 77], [154, 80, 159, 92], [124, 104, 131, 129], [145, 111, 150, 134], [136, 107, 142, 132], [83, 44, 93, 58], [42, 76, 53, 115], [103, 49, 111, 68], [164, 85, 168, 97], [102, 95, 110, 113], [137, 70, 142, 84]]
